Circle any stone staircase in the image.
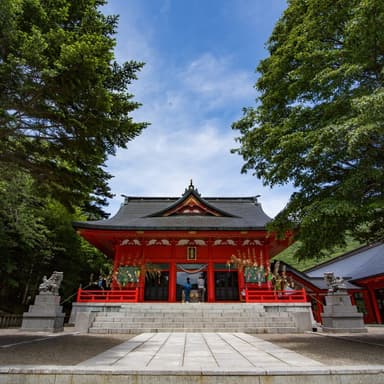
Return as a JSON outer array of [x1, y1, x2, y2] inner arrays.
[[88, 303, 302, 334]]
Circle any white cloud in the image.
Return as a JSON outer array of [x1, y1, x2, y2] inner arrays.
[[106, 118, 293, 219], [103, 1, 292, 220], [181, 53, 255, 108]]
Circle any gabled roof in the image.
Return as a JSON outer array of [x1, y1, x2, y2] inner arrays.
[[278, 262, 361, 291], [306, 242, 384, 282], [73, 182, 272, 231], [146, 182, 237, 218]]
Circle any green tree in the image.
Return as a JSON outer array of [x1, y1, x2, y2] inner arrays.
[[233, 0, 384, 258], [0, 167, 111, 312], [0, 166, 54, 310], [0, 0, 147, 216], [39, 199, 112, 314]]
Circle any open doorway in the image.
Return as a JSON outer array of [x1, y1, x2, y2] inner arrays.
[[176, 264, 207, 302]]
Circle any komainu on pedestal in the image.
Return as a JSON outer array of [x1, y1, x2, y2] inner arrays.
[[21, 271, 65, 332], [321, 272, 367, 333]]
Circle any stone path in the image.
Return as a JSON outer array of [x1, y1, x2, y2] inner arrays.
[[78, 332, 323, 371], [1, 331, 384, 383]]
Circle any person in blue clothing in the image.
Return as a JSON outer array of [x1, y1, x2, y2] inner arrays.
[[184, 277, 192, 303]]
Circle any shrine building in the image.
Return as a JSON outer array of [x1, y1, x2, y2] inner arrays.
[[73, 182, 301, 304]]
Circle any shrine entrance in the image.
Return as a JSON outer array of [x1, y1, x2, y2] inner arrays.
[[176, 264, 207, 302], [214, 268, 239, 301], [144, 264, 169, 301]]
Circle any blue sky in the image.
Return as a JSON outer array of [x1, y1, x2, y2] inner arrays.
[[103, 0, 291, 218]]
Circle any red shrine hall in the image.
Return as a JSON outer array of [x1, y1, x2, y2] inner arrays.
[[73, 182, 303, 303]]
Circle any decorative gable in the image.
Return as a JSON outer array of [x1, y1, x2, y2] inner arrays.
[[146, 180, 237, 218], [163, 195, 221, 216]]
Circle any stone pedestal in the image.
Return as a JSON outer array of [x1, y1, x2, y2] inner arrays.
[[21, 294, 65, 332], [321, 291, 367, 333]]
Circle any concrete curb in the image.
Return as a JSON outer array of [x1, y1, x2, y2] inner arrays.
[[1, 366, 384, 384]]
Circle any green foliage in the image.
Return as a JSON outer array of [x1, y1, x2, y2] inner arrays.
[[0, 168, 111, 313], [233, 0, 384, 258], [0, 166, 53, 297], [0, 0, 148, 216], [273, 238, 362, 271]]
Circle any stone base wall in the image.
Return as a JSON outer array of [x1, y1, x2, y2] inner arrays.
[[69, 303, 123, 324], [21, 294, 65, 332], [321, 292, 367, 333]]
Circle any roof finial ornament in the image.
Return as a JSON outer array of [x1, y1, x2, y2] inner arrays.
[[253, 195, 261, 205], [183, 179, 200, 196]]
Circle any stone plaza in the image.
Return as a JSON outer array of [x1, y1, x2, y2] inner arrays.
[[1, 327, 384, 383]]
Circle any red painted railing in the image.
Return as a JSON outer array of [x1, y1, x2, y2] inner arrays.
[[245, 288, 307, 303], [76, 287, 306, 303], [76, 288, 139, 303]]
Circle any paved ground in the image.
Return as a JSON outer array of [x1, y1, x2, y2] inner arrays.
[[259, 329, 384, 366], [0, 328, 130, 365], [78, 332, 324, 371], [0, 326, 383, 367]]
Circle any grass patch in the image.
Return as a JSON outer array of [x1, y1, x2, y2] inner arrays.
[[273, 239, 362, 271]]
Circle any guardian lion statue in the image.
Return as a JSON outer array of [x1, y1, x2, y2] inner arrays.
[[324, 272, 346, 293], [38, 271, 63, 295]]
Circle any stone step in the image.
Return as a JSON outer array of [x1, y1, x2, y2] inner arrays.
[[108, 318, 291, 324], [116, 308, 266, 314], [97, 311, 288, 316], [92, 320, 295, 328], [87, 302, 305, 334], [119, 303, 265, 309], [90, 315, 297, 333], [94, 310, 293, 317], [91, 316, 291, 323], [117, 310, 267, 315], [96, 315, 290, 322], [89, 326, 299, 334], [92, 321, 295, 328]]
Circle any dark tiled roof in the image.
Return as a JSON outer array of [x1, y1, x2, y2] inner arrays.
[[282, 262, 361, 291], [295, 276, 360, 291], [306, 243, 384, 281], [73, 195, 272, 231]]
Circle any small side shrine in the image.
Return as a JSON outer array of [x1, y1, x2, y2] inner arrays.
[[73, 182, 302, 303]]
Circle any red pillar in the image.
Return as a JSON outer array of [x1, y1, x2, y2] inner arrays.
[[368, 287, 382, 324], [315, 294, 323, 323], [207, 261, 215, 302], [238, 269, 245, 301], [362, 289, 374, 323], [138, 241, 145, 302], [168, 244, 176, 302]]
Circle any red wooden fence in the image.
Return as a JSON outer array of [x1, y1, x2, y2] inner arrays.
[[76, 287, 306, 303], [246, 288, 307, 303], [76, 288, 139, 303]]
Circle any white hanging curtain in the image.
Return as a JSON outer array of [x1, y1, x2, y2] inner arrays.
[[177, 264, 207, 274]]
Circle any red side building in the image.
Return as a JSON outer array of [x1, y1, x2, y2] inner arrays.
[[275, 242, 384, 324], [73, 182, 296, 303], [303, 242, 384, 324]]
